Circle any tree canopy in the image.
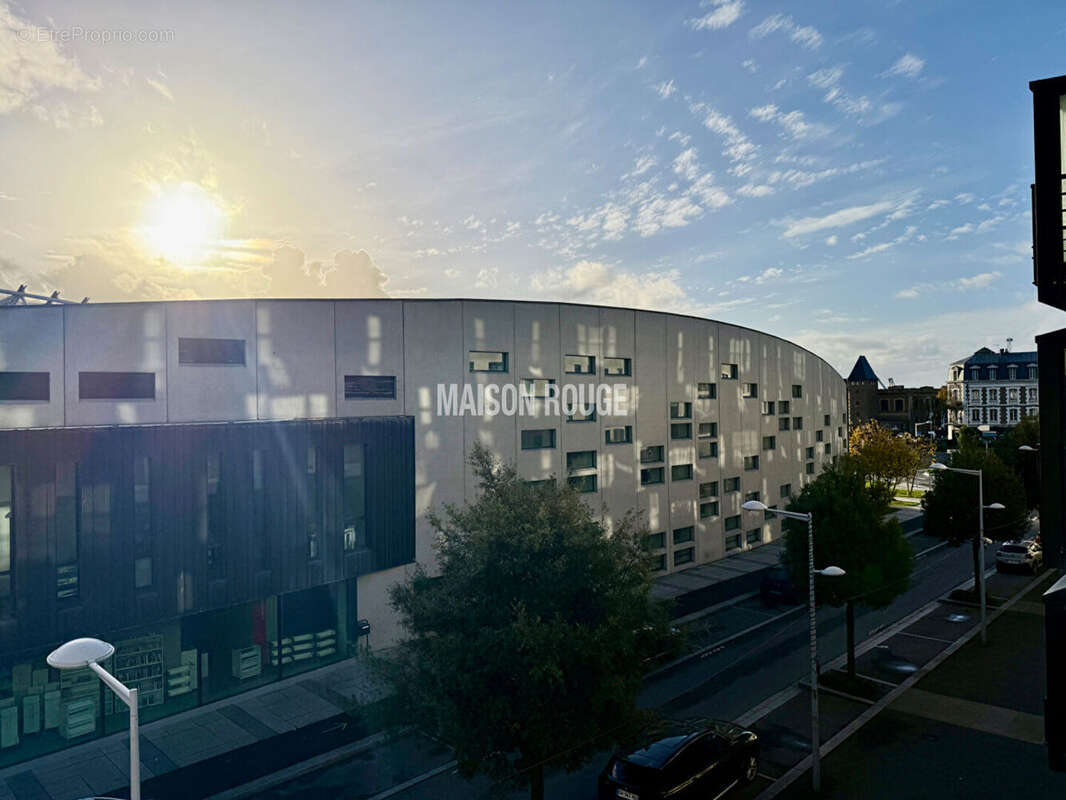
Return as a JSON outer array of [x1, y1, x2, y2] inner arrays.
[[386, 443, 669, 800], [990, 414, 1040, 510], [849, 420, 933, 500]]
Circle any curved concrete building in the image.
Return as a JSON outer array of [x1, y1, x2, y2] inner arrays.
[[0, 297, 845, 767]]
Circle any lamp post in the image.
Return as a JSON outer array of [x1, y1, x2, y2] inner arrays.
[[48, 638, 140, 800], [926, 463, 1004, 645], [915, 419, 933, 437], [742, 500, 844, 793]]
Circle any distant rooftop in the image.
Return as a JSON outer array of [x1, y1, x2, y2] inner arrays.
[[964, 346, 1037, 367], [847, 355, 879, 383]]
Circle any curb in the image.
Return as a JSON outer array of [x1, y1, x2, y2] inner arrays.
[[754, 568, 1056, 800]]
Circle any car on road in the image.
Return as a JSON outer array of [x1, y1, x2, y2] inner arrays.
[[598, 719, 759, 800], [760, 566, 799, 606], [995, 539, 1043, 573]]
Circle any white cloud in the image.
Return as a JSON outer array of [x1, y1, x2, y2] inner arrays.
[[825, 235, 838, 246], [767, 158, 883, 189], [625, 154, 657, 179], [691, 103, 758, 170], [532, 261, 688, 311], [806, 66, 899, 123], [475, 267, 499, 289], [947, 223, 974, 238], [955, 192, 975, 204], [145, 77, 174, 102], [690, 0, 744, 31], [655, 79, 676, 99], [750, 13, 822, 49], [847, 225, 919, 259], [780, 199, 900, 238], [884, 53, 925, 79], [672, 147, 700, 180], [742, 59, 757, 74], [633, 193, 703, 236], [895, 271, 1001, 299], [748, 103, 828, 139], [737, 183, 774, 198], [688, 173, 732, 207], [0, 3, 100, 114]]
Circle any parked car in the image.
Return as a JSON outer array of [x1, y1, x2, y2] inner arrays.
[[995, 539, 1043, 573], [598, 719, 759, 800], [760, 566, 799, 606]]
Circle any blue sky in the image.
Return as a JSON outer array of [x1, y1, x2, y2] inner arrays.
[[2, 0, 1066, 385]]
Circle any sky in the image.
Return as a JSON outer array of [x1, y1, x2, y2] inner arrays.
[[2, 0, 1066, 386]]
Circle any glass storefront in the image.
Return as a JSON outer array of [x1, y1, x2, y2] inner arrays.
[[0, 578, 363, 769]]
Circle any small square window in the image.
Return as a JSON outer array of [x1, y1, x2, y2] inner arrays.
[[641, 467, 665, 485], [745, 491, 761, 503], [743, 383, 759, 399], [567, 450, 597, 471], [725, 534, 742, 550], [671, 423, 692, 440], [806, 446, 815, 459], [521, 378, 556, 398], [824, 414, 831, 426], [521, 429, 556, 450], [564, 354, 596, 374], [816, 430, 824, 442], [698, 422, 717, 438], [645, 532, 666, 550], [780, 483, 792, 498], [698, 382, 717, 399], [671, 464, 693, 481], [746, 529, 762, 545], [134, 557, 152, 589], [724, 476, 741, 492], [805, 462, 815, 475], [565, 402, 597, 422], [744, 455, 759, 470], [670, 401, 692, 419], [700, 500, 719, 519], [724, 515, 741, 532], [672, 526, 695, 545], [698, 440, 718, 459], [469, 351, 508, 372], [568, 474, 598, 493], [673, 547, 695, 566], [792, 385, 803, 398], [700, 481, 718, 498], [603, 357, 631, 376], [778, 401, 791, 415], [605, 425, 633, 445], [793, 417, 803, 430], [779, 417, 791, 432], [720, 364, 739, 380], [824, 443, 832, 455], [762, 436, 775, 451], [762, 401, 775, 415], [649, 553, 667, 571], [640, 445, 665, 464]]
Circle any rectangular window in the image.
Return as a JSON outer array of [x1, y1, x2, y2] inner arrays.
[[671, 464, 693, 481], [779, 400, 790, 415], [670, 401, 692, 419], [207, 452, 226, 571], [746, 529, 762, 546], [806, 446, 815, 459], [824, 414, 831, 426], [568, 474, 597, 493], [724, 476, 740, 492], [700, 500, 719, 519], [178, 337, 246, 365], [521, 378, 556, 398], [649, 553, 667, 571], [762, 436, 776, 451], [698, 440, 718, 459], [566, 450, 596, 471], [522, 428, 556, 450], [673, 547, 695, 566], [725, 534, 742, 550], [640, 445, 664, 464], [604, 425, 632, 445], [525, 478, 555, 489], [0, 371, 49, 401], [780, 483, 792, 499], [133, 455, 152, 588], [344, 375, 396, 399], [79, 371, 154, 400], [824, 443, 832, 455], [743, 383, 758, 399], [720, 364, 739, 380], [724, 515, 741, 531], [566, 402, 597, 422], [645, 532, 666, 550], [56, 462, 78, 599], [779, 417, 791, 432], [838, 426, 843, 438], [806, 462, 815, 475], [792, 385, 803, 398], [670, 423, 692, 440], [762, 401, 775, 415], [342, 445, 366, 551], [672, 526, 695, 545], [793, 417, 803, 430], [700, 481, 718, 498], [698, 422, 718, 438], [816, 430, 824, 442], [603, 357, 631, 377], [469, 351, 508, 372], [0, 465, 11, 616], [564, 354, 596, 374], [745, 490, 761, 503], [698, 382, 717, 399], [744, 455, 759, 471], [641, 467, 665, 485]]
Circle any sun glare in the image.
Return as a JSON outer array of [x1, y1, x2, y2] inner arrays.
[[140, 182, 225, 265]]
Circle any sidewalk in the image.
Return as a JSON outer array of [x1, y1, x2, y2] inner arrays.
[[761, 569, 1066, 799], [0, 657, 388, 800]]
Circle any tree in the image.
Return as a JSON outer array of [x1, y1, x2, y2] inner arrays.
[[849, 421, 931, 500], [991, 414, 1040, 510], [921, 445, 1029, 593], [386, 443, 669, 800], [781, 457, 913, 678]]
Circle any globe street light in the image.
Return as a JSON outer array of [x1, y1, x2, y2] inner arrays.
[[926, 462, 1003, 645], [48, 638, 140, 800], [742, 500, 844, 793]]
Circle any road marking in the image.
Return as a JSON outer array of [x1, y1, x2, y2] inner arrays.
[[366, 760, 459, 800], [890, 688, 1045, 745], [896, 630, 955, 645]]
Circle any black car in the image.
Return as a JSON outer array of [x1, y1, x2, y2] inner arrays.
[[598, 719, 759, 800], [760, 566, 799, 606]]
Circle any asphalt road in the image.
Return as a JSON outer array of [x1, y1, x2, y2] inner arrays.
[[266, 533, 999, 800]]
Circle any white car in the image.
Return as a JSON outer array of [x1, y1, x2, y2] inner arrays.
[[995, 540, 1043, 573]]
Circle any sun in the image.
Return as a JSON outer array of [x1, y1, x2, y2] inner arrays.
[[140, 182, 225, 265]]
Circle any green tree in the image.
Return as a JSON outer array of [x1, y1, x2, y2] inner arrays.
[[386, 443, 669, 800], [781, 457, 913, 678], [849, 421, 930, 501], [991, 414, 1040, 510], [921, 445, 1030, 593]]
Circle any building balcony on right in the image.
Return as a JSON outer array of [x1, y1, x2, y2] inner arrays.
[[1030, 75, 1066, 311]]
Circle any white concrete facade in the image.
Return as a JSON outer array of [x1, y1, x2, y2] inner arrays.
[[0, 298, 847, 645]]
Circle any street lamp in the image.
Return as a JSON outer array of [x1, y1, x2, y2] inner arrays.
[[742, 500, 844, 793], [48, 638, 140, 800], [926, 463, 1004, 645], [915, 419, 933, 437]]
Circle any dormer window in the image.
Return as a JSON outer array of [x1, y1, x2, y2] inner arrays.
[[1028, 365, 1038, 379], [1008, 365, 1017, 380], [970, 368, 980, 381], [988, 366, 997, 380]]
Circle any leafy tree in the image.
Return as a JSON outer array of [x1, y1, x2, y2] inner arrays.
[[781, 457, 913, 678], [849, 421, 931, 500], [386, 443, 669, 800], [921, 445, 1029, 592], [991, 414, 1040, 510]]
